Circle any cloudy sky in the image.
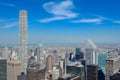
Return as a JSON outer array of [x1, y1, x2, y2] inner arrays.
[[0, 0, 120, 44]]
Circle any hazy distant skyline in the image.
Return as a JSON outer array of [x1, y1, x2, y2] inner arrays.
[[0, 0, 120, 44]]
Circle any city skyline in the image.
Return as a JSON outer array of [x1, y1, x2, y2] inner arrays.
[[0, 0, 120, 44]]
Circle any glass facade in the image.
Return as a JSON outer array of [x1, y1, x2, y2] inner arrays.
[[0, 59, 7, 80], [67, 65, 84, 80], [75, 48, 81, 53], [98, 54, 108, 74]]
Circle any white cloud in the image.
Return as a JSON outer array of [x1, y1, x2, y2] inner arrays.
[[96, 16, 120, 24], [0, 2, 15, 7], [72, 18, 102, 23], [2, 22, 18, 29], [40, 0, 78, 23], [40, 16, 66, 23]]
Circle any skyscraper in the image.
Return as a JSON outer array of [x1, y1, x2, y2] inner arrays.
[[36, 44, 42, 64], [7, 60, 21, 80], [7, 50, 21, 80], [2, 47, 9, 58], [87, 65, 98, 80], [46, 55, 54, 73], [66, 62, 85, 80], [85, 48, 98, 65], [0, 58, 7, 80], [106, 56, 119, 80], [75, 48, 81, 54], [19, 10, 28, 73], [85, 40, 98, 65], [98, 54, 108, 74]]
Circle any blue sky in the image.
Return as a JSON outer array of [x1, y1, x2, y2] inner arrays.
[[0, 0, 120, 44]]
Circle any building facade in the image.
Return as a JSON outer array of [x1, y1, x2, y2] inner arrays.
[[19, 10, 28, 73], [27, 69, 45, 80], [106, 56, 119, 80], [110, 71, 120, 80], [0, 58, 7, 80], [87, 65, 98, 80], [67, 62, 85, 80], [7, 60, 21, 80], [85, 48, 98, 65], [46, 55, 54, 73]]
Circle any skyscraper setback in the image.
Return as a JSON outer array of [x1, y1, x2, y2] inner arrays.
[[19, 10, 28, 73]]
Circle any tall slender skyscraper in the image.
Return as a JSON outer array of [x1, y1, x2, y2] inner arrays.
[[19, 10, 28, 73]]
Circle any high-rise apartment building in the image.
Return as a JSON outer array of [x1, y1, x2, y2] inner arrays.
[[0, 58, 7, 80], [2, 47, 9, 58], [85, 48, 98, 65], [7, 60, 21, 80], [87, 65, 98, 80], [36, 44, 42, 64], [52, 67, 60, 80], [85, 40, 98, 65], [46, 55, 54, 73], [19, 10, 28, 73], [106, 56, 119, 80]]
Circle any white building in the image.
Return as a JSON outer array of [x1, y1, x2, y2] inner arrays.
[[19, 10, 28, 73], [85, 40, 98, 65], [52, 67, 60, 80]]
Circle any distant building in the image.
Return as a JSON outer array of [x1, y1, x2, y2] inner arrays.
[[33, 44, 46, 69], [46, 55, 54, 73], [0, 58, 7, 80], [75, 52, 84, 60], [106, 56, 119, 80], [75, 48, 81, 54], [27, 56, 39, 69], [35, 44, 42, 64], [2, 47, 9, 58], [85, 40, 98, 65], [69, 53, 74, 61], [27, 68, 45, 80], [52, 67, 60, 80], [85, 48, 98, 65], [27, 53, 45, 80], [59, 60, 65, 75], [87, 65, 98, 80]]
